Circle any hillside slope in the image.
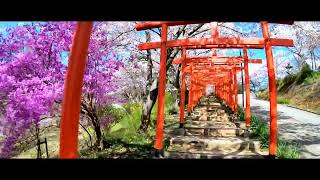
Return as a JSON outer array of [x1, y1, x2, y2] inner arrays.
[[257, 65, 320, 114]]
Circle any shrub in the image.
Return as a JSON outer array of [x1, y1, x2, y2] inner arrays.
[[256, 89, 269, 100], [106, 103, 142, 138], [238, 108, 301, 158], [277, 96, 290, 104], [304, 71, 320, 85], [277, 141, 300, 159], [238, 107, 245, 122], [278, 74, 297, 92], [296, 64, 313, 85], [167, 104, 179, 115], [101, 105, 127, 123]]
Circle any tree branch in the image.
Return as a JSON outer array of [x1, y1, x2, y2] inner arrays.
[[187, 24, 205, 36], [79, 122, 93, 147]]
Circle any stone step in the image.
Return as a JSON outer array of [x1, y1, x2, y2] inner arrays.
[[187, 115, 229, 122], [184, 127, 244, 137], [208, 107, 224, 112], [165, 149, 265, 159], [165, 121, 235, 133], [192, 107, 226, 114], [191, 110, 226, 116], [208, 102, 221, 106], [164, 126, 244, 137], [197, 103, 222, 107], [193, 108, 224, 112], [185, 121, 236, 127], [184, 120, 243, 137], [169, 136, 260, 152], [235, 121, 248, 129]]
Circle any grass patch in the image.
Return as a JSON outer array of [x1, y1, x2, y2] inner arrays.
[[277, 141, 300, 159], [257, 91, 291, 105], [250, 114, 269, 148], [150, 93, 176, 126], [167, 104, 179, 115], [79, 93, 177, 158], [106, 102, 143, 140], [238, 108, 301, 159], [304, 71, 320, 85], [277, 96, 290, 104], [238, 107, 245, 122], [80, 102, 155, 158], [256, 89, 269, 100]]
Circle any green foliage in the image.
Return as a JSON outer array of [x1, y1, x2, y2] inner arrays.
[[123, 103, 142, 115], [250, 115, 269, 148], [80, 137, 154, 159], [238, 107, 245, 122], [275, 64, 319, 90], [277, 96, 290, 104], [105, 93, 176, 145], [277, 141, 301, 159], [165, 93, 175, 107], [256, 88, 269, 100], [151, 93, 175, 123], [83, 92, 179, 158], [167, 104, 179, 115], [283, 74, 297, 86], [106, 103, 142, 138], [277, 74, 297, 92], [238, 108, 301, 158], [296, 64, 313, 85], [304, 71, 320, 85], [101, 105, 127, 123]]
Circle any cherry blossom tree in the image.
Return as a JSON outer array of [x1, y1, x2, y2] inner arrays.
[[0, 22, 125, 157], [271, 21, 320, 71]]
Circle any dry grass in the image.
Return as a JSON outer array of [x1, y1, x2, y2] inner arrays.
[[257, 81, 320, 114], [13, 125, 91, 159], [284, 83, 320, 113]]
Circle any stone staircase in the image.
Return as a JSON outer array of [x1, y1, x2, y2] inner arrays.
[[164, 95, 267, 159]]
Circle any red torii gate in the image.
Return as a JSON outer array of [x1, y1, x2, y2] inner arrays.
[[134, 21, 294, 158], [184, 64, 240, 113], [187, 68, 238, 112], [171, 22, 276, 130], [57, 21, 294, 159], [172, 54, 262, 128]]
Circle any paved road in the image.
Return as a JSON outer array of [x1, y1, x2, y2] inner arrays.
[[238, 93, 320, 159]]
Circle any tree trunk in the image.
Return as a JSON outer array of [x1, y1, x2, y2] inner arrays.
[[139, 31, 155, 132], [80, 101, 105, 150], [139, 79, 158, 132], [35, 124, 42, 159], [173, 64, 181, 110], [139, 48, 180, 132], [92, 121, 104, 150], [138, 24, 206, 132]]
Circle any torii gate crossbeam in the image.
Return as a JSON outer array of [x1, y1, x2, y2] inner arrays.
[[135, 21, 294, 158]]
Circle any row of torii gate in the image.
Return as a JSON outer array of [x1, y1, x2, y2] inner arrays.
[[58, 21, 294, 159]]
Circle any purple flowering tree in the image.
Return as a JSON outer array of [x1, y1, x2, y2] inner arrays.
[[0, 22, 124, 157]]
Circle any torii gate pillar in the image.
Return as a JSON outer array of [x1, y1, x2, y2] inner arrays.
[[262, 21, 278, 158]]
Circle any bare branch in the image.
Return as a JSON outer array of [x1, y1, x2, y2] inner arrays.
[[187, 24, 205, 36], [109, 28, 136, 43], [150, 29, 161, 36], [189, 28, 211, 37], [219, 24, 244, 35]]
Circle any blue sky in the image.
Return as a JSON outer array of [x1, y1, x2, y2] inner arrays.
[[0, 21, 295, 75], [0, 22, 21, 28]]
